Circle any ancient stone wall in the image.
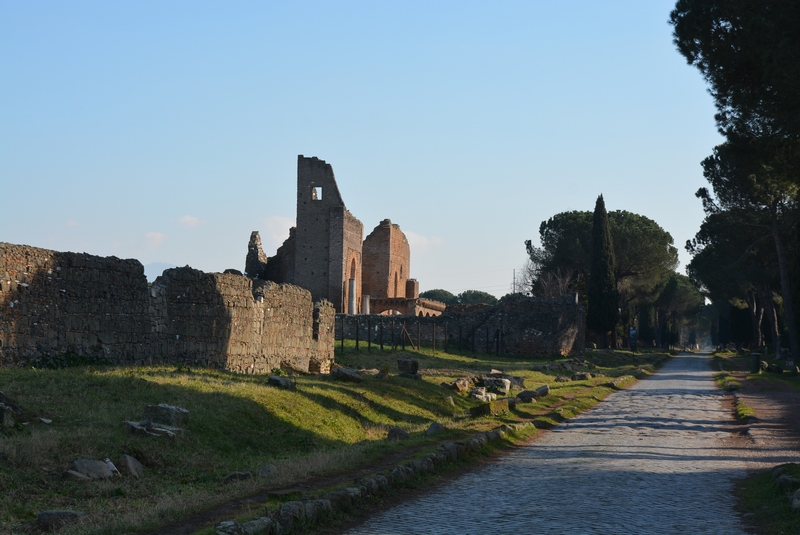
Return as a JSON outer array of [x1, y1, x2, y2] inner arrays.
[[0, 243, 151, 365], [362, 219, 410, 300], [335, 294, 585, 357], [0, 242, 334, 372]]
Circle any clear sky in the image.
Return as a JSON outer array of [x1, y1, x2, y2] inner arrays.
[[0, 1, 721, 297]]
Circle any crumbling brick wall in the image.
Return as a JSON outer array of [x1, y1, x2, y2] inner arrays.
[[335, 294, 585, 357], [293, 155, 364, 313], [0, 242, 334, 372], [362, 219, 410, 299]]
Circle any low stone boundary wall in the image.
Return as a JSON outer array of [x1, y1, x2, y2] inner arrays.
[[214, 422, 534, 534], [336, 294, 585, 357]]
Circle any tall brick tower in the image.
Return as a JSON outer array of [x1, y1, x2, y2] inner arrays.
[[294, 156, 364, 313], [362, 219, 411, 299]]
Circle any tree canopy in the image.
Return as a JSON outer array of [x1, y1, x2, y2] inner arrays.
[[525, 209, 678, 305], [672, 1, 800, 357], [419, 289, 497, 306], [671, 0, 800, 138], [419, 289, 457, 305]]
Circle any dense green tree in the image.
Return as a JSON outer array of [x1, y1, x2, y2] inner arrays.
[[687, 208, 783, 351], [586, 195, 618, 347], [672, 0, 800, 358], [419, 289, 458, 305], [693, 136, 799, 357], [671, 0, 800, 138], [525, 210, 678, 309], [456, 290, 498, 306]]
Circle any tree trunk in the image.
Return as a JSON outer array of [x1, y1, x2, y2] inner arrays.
[[747, 290, 763, 350], [760, 286, 781, 357], [772, 215, 800, 360], [653, 308, 662, 348]]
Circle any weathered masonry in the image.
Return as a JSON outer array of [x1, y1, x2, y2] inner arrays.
[[247, 155, 444, 317], [0, 242, 335, 373], [337, 294, 585, 357]]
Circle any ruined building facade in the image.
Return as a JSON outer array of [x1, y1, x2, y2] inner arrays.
[[248, 155, 443, 316]]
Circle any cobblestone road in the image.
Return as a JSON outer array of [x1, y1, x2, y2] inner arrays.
[[345, 353, 799, 535]]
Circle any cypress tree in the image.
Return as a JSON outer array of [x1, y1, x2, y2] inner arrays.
[[587, 194, 618, 348]]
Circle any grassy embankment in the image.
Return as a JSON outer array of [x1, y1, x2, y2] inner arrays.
[[0, 344, 668, 534], [713, 350, 800, 534]]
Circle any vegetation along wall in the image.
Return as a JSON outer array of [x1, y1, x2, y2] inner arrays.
[[0, 242, 335, 373]]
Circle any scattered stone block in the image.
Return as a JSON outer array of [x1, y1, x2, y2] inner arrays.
[[572, 372, 593, 381], [143, 403, 189, 426], [278, 500, 306, 532], [515, 392, 538, 403], [448, 377, 472, 392], [241, 516, 273, 535], [469, 398, 510, 417], [483, 377, 511, 395], [118, 454, 144, 478], [332, 367, 363, 383], [469, 387, 496, 402], [303, 499, 331, 524], [397, 358, 419, 374], [71, 459, 113, 479], [355, 477, 379, 496], [215, 520, 243, 534], [325, 489, 353, 511], [126, 420, 184, 438], [268, 375, 293, 389], [426, 422, 445, 435], [257, 464, 275, 478], [516, 385, 550, 402], [438, 441, 459, 461], [387, 427, 411, 441], [390, 466, 408, 483]]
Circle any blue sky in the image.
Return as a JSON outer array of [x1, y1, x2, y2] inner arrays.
[[1, 1, 721, 297]]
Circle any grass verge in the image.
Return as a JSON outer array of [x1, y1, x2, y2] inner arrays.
[[738, 464, 800, 535], [0, 345, 669, 534]]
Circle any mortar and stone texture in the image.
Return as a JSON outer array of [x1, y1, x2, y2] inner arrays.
[[336, 294, 585, 357], [0, 242, 334, 373]]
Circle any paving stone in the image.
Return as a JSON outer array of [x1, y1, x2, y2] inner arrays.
[[344, 354, 797, 535]]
